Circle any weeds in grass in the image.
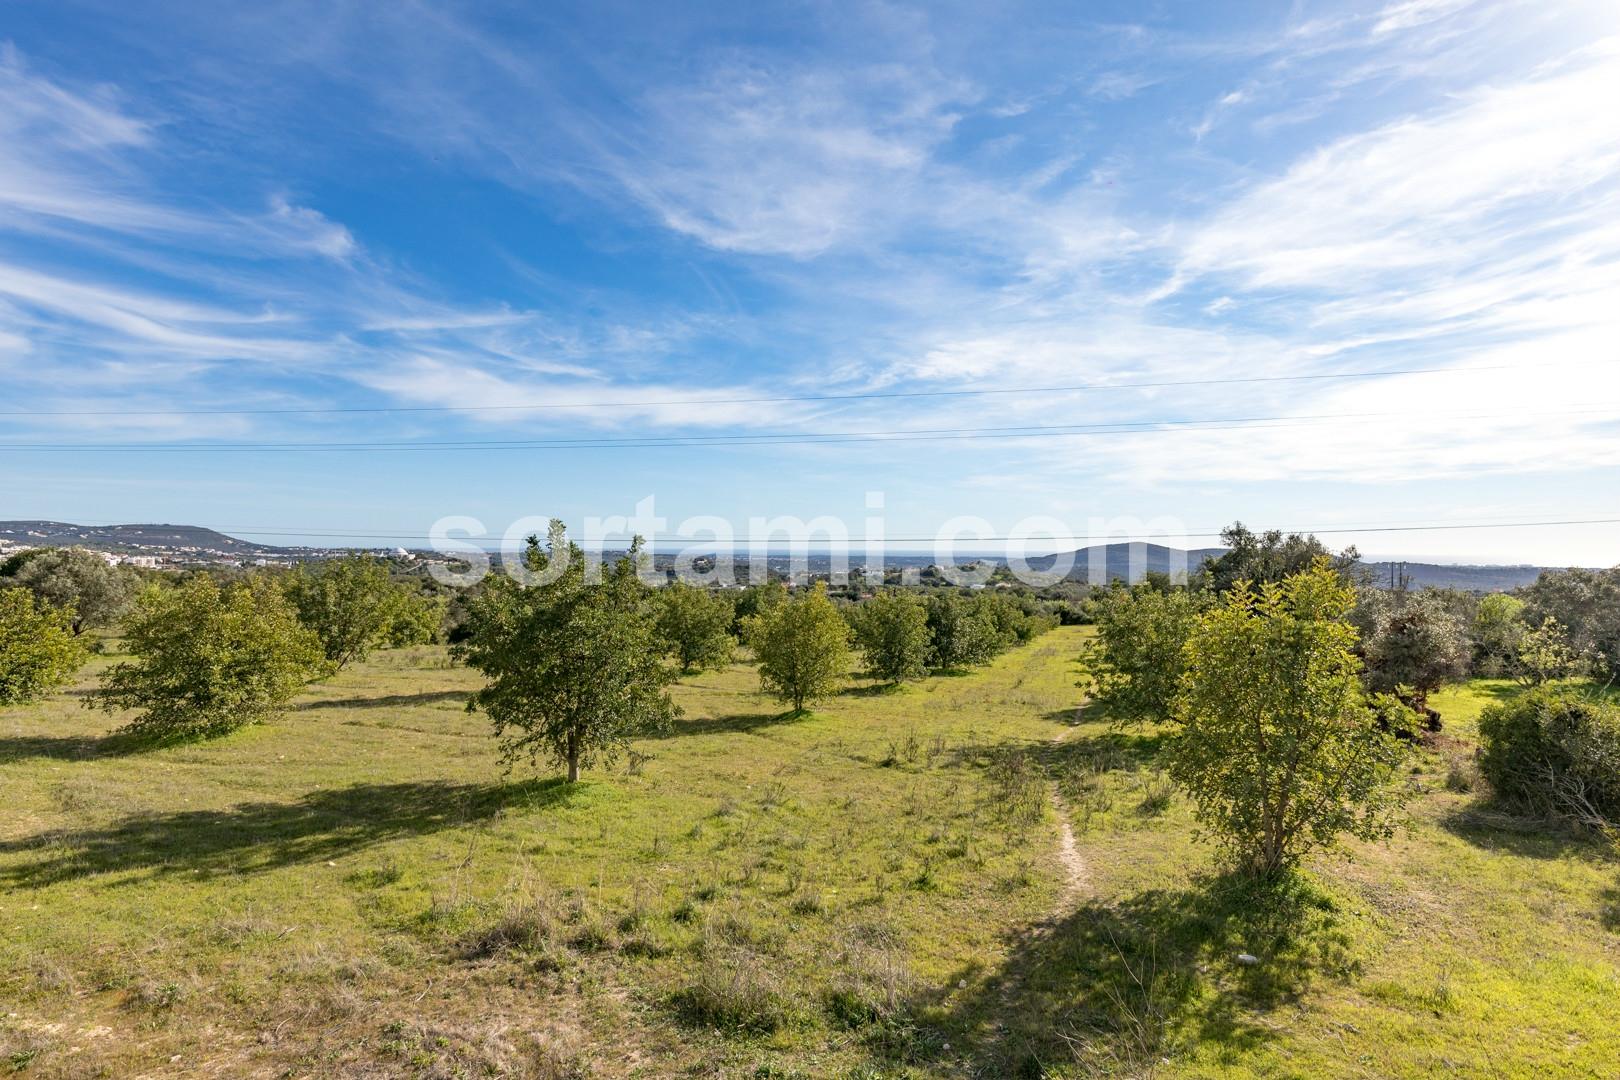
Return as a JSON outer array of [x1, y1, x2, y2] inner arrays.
[[669, 949, 786, 1034], [1135, 769, 1173, 816], [347, 860, 404, 888], [1445, 754, 1481, 793], [789, 888, 824, 915], [463, 894, 559, 957], [984, 747, 1046, 831]]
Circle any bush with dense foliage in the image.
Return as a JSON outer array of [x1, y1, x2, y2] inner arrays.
[[282, 555, 440, 670], [0, 587, 88, 705], [93, 576, 326, 741], [1169, 560, 1410, 878], [2, 546, 138, 635], [1081, 584, 1205, 724], [1478, 688, 1620, 828], [656, 581, 736, 673], [1520, 567, 1620, 681], [746, 582, 851, 712], [1513, 616, 1581, 687], [455, 523, 677, 782], [1472, 593, 1527, 677], [925, 593, 1003, 669], [847, 589, 931, 684]]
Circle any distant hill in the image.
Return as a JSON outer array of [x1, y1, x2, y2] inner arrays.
[[1358, 561, 1554, 592], [0, 520, 289, 555], [1035, 542, 1227, 582]]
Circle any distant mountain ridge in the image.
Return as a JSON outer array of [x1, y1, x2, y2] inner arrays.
[[0, 520, 290, 555]]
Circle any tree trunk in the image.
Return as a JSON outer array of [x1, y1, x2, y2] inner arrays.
[[566, 731, 580, 783]]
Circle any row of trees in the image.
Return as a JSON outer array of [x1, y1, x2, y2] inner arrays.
[[1085, 534, 1620, 874], [0, 552, 442, 730], [2, 530, 1059, 783], [1088, 547, 1618, 733]]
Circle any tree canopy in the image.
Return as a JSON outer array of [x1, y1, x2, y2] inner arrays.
[[3, 547, 138, 635], [848, 588, 930, 685], [1081, 583, 1206, 724], [1169, 560, 1409, 878], [454, 523, 678, 781], [1362, 589, 1470, 718], [282, 555, 440, 671], [747, 582, 851, 712], [1199, 523, 1359, 594], [0, 587, 88, 705], [94, 576, 327, 741], [656, 581, 736, 673]]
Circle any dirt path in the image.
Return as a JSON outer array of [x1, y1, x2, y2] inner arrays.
[[1048, 718, 1089, 903]]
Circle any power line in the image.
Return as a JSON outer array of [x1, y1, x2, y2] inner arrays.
[[0, 359, 1589, 419], [0, 405, 1611, 453]]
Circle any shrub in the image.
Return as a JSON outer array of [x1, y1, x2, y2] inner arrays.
[[0, 587, 88, 705], [847, 589, 930, 684], [1514, 617, 1581, 687], [1521, 567, 1620, 681], [1478, 689, 1620, 827], [1081, 584, 1205, 724], [656, 581, 736, 673], [455, 523, 677, 781], [1472, 593, 1526, 677], [93, 576, 326, 741], [1170, 560, 1410, 878], [746, 583, 851, 712]]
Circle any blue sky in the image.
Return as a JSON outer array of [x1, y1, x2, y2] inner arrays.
[[0, 0, 1617, 563]]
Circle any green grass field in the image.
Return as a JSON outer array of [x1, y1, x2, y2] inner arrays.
[[3, 626, 1617, 1077]]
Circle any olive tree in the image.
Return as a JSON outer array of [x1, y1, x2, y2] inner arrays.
[[848, 589, 930, 685], [454, 523, 678, 781], [1169, 560, 1410, 879], [747, 583, 851, 712], [656, 581, 736, 673], [1362, 590, 1470, 722], [93, 576, 327, 741], [4, 547, 138, 635], [282, 555, 439, 670], [0, 587, 88, 704]]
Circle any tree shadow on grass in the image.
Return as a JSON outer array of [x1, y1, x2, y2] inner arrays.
[[1032, 729, 1170, 774], [916, 872, 1356, 1077], [0, 778, 571, 889], [295, 689, 470, 711], [842, 680, 905, 698], [1438, 803, 1619, 862], [0, 731, 147, 764], [645, 710, 810, 739]]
